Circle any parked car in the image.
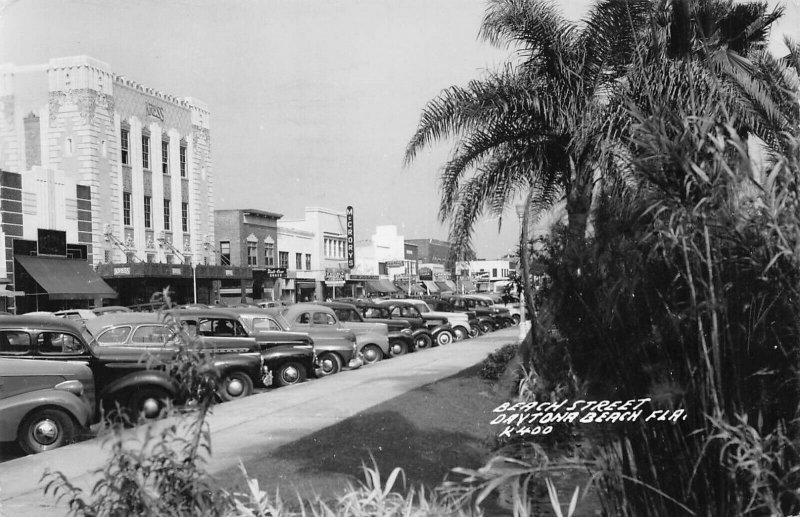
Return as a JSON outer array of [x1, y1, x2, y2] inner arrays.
[[440, 295, 500, 334], [0, 316, 180, 421], [262, 304, 362, 376], [462, 295, 516, 328], [85, 313, 267, 402], [91, 306, 133, 317], [171, 308, 316, 388], [0, 357, 94, 454], [318, 301, 390, 364], [337, 299, 416, 357], [469, 293, 523, 324], [53, 309, 97, 324], [375, 300, 444, 350], [381, 299, 466, 345]]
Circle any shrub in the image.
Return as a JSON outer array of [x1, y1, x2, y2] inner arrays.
[[479, 343, 520, 380]]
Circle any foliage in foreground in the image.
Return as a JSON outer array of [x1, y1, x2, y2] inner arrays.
[[478, 343, 519, 381]]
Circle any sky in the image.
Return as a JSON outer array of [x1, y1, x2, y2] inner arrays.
[[1, 0, 798, 259]]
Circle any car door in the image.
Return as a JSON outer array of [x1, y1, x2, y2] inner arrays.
[[193, 317, 256, 354]]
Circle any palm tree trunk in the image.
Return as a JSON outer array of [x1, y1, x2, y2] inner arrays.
[[519, 188, 542, 363]]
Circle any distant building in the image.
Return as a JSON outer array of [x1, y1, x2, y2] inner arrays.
[[353, 225, 406, 296], [405, 238, 455, 294], [456, 259, 516, 292], [0, 56, 247, 307], [214, 208, 283, 303]]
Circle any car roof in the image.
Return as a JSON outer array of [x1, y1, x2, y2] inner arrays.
[[84, 312, 163, 335], [0, 315, 84, 333], [170, 308, 245, 319], [318, 301, 358, 310]]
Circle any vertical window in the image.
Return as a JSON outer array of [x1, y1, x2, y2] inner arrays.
[[295, 253, 302, 270], [181, 202, 189, 232], [305, 254, 311, 271], [143, 196, 152, 228], [179, 144, 187, 177], [142, 134, 150, 169], [247, 242, 257, 266], [279, 252, 289, 269], [123, 192, 132, 226], [162, 140, 169, 174], [220, 241, 231, 265], [264, 242, 275, 266], [163, 199, 171, 230], [120, 128, 130, 165], [492, 268, 498, 277]]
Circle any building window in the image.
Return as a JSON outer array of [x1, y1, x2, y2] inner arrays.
[[279, 251, 289, 269], [295, 253, 302, 270], [162, 140, 169, 174], [143, 196, 152, 228], [247, 241, 258, 266], [492, 268, 498, 277], [220, 241, 231, 265], [179, 144, 187, 177], [305, 254, 311, 271], [120, 128, 130, 165], [264, 242, 275, 266], [123, 192, 132, 226], [181, 202, 189, 232], [163, 199, 171, 230], [142, 134, 150, 169]]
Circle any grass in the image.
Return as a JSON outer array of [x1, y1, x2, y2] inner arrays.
[[213, 363, 510, 508]]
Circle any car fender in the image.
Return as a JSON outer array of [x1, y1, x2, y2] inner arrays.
[[0, 389, 92, 442], [99, 370, 177, 407], [428, 324, 453, 336], [354, 331, 390, 354], [211, 353, 262, 379]]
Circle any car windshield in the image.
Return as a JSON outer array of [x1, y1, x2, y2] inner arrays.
[[413, 302, 430, 313]]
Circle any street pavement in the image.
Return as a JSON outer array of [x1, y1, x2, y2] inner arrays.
[[0, 327, 518, 516]]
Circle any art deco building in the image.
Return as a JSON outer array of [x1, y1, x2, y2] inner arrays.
[[0, 56, 248, 310]]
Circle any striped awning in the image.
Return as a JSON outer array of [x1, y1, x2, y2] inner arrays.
[[422, 280, 439, 293]]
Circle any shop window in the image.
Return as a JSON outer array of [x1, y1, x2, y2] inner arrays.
[[123, 192, 132, 226], [120, 127, 130, 165], [162, 140, 170, 174], [247, 241, 257, 266], [181, 203, 189, 232], [144, 196, 152, 228], [220, 241, 231, 265], [179, 144, 187, 177], [142, 134, 151, 169], [163, 199, 171, 230]]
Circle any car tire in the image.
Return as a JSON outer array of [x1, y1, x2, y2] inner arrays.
[[128, 387, 170, 422], [512, 314, 521, 325], [469, 325, 481, 338], [414, 333, 433, 350], [453, 326, 468, 341], [317, 352, 342, 376], [436, 330, 454, 346], [388, 339, 409, 357], [274, 361, 307, 387], [480, 322, 492, 334], [18, 408, 76, 455], [218, 371, 254, 402], [361, 344, 383, 364]]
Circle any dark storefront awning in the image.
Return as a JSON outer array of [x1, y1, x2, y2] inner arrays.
[[395, 282, 424, 294], [422, 280, 439, 293], [16, 255, 117, 300], [435, 281, 452, 292], [365, 280, 397, 293]]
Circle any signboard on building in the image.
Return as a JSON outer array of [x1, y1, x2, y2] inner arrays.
[[264, 267, 287, 279], [349, 274, 379, 281], [386, 260, 404, 268], [325, 268, 347, 285], [419, 267, 433, 280], [346, 206, 355, 268], [434, 272, 452, 280]]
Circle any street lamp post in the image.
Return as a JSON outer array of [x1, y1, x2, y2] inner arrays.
[[192, 261, 197, 304]]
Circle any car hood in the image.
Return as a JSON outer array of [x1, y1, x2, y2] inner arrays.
[[422, 311, 469, 324], [341, 321, 388, 336]]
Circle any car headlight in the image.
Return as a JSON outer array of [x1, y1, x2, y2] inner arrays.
[[55, 380, 84, 397]]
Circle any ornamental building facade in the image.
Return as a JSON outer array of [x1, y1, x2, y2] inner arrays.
[[0, 56, 247, 309]]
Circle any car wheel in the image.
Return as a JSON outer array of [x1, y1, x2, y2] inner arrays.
[[218, 371, 254, 402], [480, 322, 492, 334], [469, 325, 481, 338], [414, 333, 433, 350], [389, 339, 409, 357], [453, 326, 468, 341], [317, 352, 342, 376], [361, 344, 383, 364], [18, 408, 76, 455], [128, 387, 170, 421], [512, 314, 521, 325], [436, 330, 454, 346], [274, 361, 307, 387]]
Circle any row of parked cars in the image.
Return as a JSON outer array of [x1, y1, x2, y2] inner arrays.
[[0, 294, 518, 456]]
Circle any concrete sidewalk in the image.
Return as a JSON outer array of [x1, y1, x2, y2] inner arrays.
[[0, 327, 517, 516]]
